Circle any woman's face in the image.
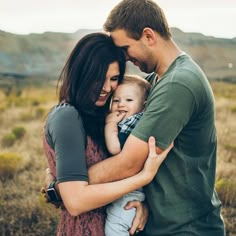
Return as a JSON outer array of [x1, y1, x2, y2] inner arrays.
[[95, 62, 120, 107]]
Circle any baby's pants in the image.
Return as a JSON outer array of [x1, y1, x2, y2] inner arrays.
[[105, 190, 145, 236]]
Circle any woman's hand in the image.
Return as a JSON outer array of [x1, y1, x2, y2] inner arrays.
[[127, 137, 173, 234], [141, 136, 173, 184], [41, 168, 55, 191], [40, 168, 61, 208], [125, 200, 148, 235]]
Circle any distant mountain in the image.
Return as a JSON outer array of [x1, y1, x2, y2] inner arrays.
[[0, 28, 235, 81]]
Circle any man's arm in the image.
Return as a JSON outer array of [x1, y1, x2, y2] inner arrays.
[[88, 134, 163, 184]]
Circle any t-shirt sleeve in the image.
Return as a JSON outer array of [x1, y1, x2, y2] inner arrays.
[[46, 106, 88, 183], [131, 82, 195, 149]]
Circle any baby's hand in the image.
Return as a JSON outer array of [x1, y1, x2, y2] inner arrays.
[[106, 111, 125, 124]]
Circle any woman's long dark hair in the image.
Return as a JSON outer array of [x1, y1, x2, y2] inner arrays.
[[58, 32, 126, 145]]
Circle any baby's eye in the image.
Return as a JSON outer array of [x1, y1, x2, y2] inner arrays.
[[126, 99, 133, 102], [113, 99, 119, 103]]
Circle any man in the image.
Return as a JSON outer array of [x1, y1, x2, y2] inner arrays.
[[89, 0, 225, 235]]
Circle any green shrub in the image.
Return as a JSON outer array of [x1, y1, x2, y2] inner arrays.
[[32, 100, 40, 106], [35, 107, 46, 119], [20, 107, 46, 121], [0, 195, 58, 235], [3, 85, 13, 97], [1, 133, 16, 147], [0, 152, 23, 180], [16, 89, 22, 97], [14, 97, 30, 107], [231, 107, 236, 113], [216, 178, 236, 207], [20, 111, 34, 121], [0, 104, 6, 112], [12, 126, 26, 139]]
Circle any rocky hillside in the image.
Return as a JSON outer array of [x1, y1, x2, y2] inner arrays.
[[0, 28, 235, 81]]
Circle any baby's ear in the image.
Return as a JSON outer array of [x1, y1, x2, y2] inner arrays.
[[109, 98, 113, 110], [143, 100, 149, 110]]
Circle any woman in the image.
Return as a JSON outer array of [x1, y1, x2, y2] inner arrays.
[[41, 32, 172, 236]]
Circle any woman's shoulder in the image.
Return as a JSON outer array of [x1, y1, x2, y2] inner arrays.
[[47, 103, 82, 126], [50, 103, 78, 117], [45, 103, 87, 150]]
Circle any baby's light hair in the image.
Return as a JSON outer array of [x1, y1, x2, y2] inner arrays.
[[121, 74, 151, 101]]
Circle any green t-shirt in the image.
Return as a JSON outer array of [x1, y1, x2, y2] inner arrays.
[[132, 54, 224, 235]]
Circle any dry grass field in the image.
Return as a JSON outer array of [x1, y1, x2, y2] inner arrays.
[[0, 79, 235, 235]]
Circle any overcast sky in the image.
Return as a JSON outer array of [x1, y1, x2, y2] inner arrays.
[[0, 0, 235, 39]]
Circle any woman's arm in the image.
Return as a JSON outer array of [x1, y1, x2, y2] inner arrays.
[[60, 136, 172, 216], [47, 137, 173, 216]]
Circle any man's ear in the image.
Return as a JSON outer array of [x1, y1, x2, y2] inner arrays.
[[142, 27, 156, 46]]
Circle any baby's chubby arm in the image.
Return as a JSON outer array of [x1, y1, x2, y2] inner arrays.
[[105, 112, 125, 155]]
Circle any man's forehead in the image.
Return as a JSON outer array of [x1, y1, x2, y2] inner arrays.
[[110, 30, 130, 47]]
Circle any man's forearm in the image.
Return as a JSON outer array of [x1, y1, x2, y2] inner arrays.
[[88, 152, 137, 184], [88, 135, 149, 184]]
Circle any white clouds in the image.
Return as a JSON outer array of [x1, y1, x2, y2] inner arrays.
[[165, 7, 236, 38], [0, 0, 235, 38]]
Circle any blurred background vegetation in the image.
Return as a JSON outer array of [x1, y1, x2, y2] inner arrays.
[[0, 77, 235, 235]]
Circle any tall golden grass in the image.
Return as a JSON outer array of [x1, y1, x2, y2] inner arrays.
[[0, 81, 235, 235]]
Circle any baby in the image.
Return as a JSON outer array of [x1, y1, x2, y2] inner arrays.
[[105, 75, 151, 236]]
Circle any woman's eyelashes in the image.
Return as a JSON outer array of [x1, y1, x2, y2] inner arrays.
[[110, 75, 119, 81]]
